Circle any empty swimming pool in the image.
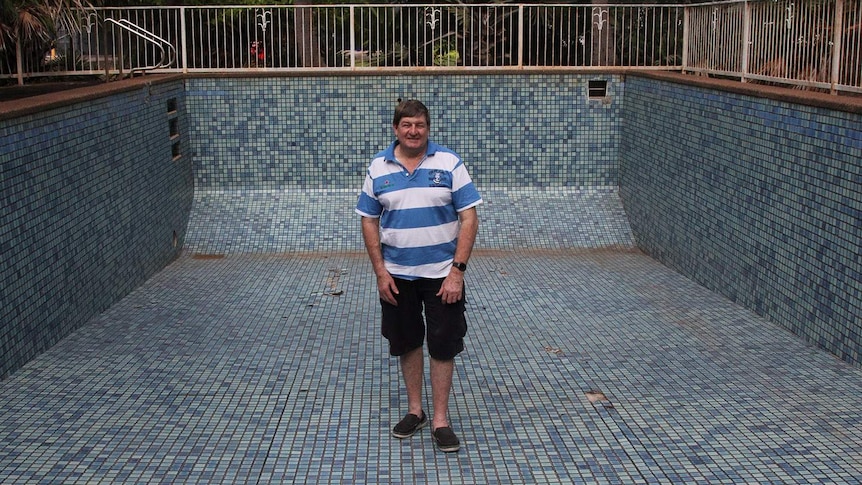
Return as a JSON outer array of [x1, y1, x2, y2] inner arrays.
[[1, 72, 860, 483]]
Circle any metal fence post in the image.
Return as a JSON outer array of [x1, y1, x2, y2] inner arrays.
[[103, 17, 110, 80], [831, 0, 845, 94], [682, 6, 689, 72], [741, 1, 751, 83], [517, 5, 524, 68], [349, 6, 356, 69], [180, 7, 188, 73]]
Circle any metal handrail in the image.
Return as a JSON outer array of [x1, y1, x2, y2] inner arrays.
[[106, 18, 177, 74]]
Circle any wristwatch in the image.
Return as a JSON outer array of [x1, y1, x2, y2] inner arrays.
[[452, 261, 467, 272]]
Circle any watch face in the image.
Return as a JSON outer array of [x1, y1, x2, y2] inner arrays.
[[453, 262, 466, 271]]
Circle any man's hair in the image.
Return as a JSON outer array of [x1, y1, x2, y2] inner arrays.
[[392, 99, 430, 126]]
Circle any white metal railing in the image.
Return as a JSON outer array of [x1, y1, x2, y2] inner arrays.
[[686, 0, 861, 94], [2, 2, 859, 94], [1, 4, 685, 76]]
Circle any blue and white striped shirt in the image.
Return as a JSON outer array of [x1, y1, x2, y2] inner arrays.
[[356, 140, 482, 280]]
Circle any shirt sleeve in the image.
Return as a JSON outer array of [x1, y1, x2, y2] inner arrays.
[[355, 173, 383, 217], [451, 161, 483, 212]]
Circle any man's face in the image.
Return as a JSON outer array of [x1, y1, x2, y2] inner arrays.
[[393, 115, 430, 153]]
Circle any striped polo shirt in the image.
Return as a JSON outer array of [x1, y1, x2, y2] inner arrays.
[[356, 140, 483, 280]]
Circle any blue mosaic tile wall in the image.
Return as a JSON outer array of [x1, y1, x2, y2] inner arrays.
[[185, 75, 622, 190], [182, 187, 636, 254], [619, 75, 862, 366], [0, 81, 194, 378]]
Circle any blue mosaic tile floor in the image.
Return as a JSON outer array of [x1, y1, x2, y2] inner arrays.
[[2, 189, 861, 483]]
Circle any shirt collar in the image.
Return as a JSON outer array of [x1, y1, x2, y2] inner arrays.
[[383, 140, 438, 162]]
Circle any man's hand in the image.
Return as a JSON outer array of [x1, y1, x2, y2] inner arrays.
[[377, 272, 399, 306], [436, 269, 464, 304], [362, 216, 400, 305], [435, 207, 477, 305]]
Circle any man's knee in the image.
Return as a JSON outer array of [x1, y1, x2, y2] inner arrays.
[[427, 338, 464, 361]]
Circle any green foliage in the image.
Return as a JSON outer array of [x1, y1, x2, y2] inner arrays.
[[1, 0, 96, 54], [433, 38, 460, 66]]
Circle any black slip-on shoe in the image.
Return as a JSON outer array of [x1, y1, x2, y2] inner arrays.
[[392, 411, 428, 439], [432, 426, 460, 452]]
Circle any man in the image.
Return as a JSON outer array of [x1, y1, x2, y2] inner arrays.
[[356, 100, 482, 453]]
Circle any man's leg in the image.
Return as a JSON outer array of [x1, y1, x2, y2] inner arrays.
[[391, 345, 428, 439], [383, 277, 426, 419], [420, 277, 465, 451], [422, 278, 465, 430], [430, 357, 454, 430], [430, 356, 460, 452], [401, 347, 426, 417], [401, 346, 424, 417]]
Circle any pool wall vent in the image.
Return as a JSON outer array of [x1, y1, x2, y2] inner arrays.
[[588, 80, 608, 99]]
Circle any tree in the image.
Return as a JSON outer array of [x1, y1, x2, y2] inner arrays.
[[1, 0, 95, 84]]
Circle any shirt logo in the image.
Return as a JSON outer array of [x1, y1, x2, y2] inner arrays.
[[430, 171, 443, 185]]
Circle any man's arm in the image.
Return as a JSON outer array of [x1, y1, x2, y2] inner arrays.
[[361, 216, 399, 305], [437, 207, 479, 304]]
